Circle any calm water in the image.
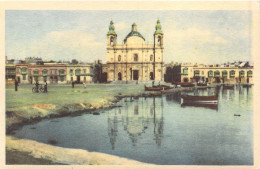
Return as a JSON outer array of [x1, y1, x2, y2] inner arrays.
[[13, 85, 254, 165]]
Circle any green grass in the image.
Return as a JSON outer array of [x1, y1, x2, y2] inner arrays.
[[6, 84, 146, 109]]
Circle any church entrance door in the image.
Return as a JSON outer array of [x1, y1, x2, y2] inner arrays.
[[118, 72, 122, 80], [133, 70, 139, 80], [150, 72, 154, 80]]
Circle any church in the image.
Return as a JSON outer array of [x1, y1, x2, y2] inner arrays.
[[104, 19, 164, 82]]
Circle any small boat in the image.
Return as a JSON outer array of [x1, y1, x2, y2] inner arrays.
[[197, 83, 207, 86], [181, 94, 218, 103], [223, 85, 234, 89], [234, 114, 241, 117], [242, 84, 252, 88], [181, 83, 195, 87], [181, 102, 218, 110], [144, 85, 173, 91], [172, 81, 193, 85]]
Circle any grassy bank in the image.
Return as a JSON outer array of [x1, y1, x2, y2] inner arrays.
[[6, 83, 154, 132]]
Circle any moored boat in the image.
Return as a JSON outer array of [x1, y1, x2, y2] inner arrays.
[[144, 85, 173, 91], [242, 84, 252, 88], [181, 83, 195, 87], [181, 94, 218, 103], [172, 81, 193, 85]]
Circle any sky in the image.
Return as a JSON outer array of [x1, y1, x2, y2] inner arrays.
[[5, 10, 252, 64]]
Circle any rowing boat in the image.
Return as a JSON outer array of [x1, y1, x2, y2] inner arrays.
[[144, 85, 173, 91], [181, 94, 218, 103]]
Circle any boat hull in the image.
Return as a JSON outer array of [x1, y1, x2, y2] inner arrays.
[[181, 94, 218, 101]]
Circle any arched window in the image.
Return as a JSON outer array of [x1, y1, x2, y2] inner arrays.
[[239, 70, 245, 77], [230, 70, 235, 77], [42, 69, 48, 76], [21, 68, 27, 75], [110, 37, 114, 46], [118, 55, 121, 62], [214, 71, 220, 77], [150, 55, 153, 61], [222, 71, 227, 77], [59, 69, 65, 75], [21, 68, 27, 73], [157, 36, 161, 45], [75, 69, 81, 76], [194, 70, 200, 77], [133, 54, 138, 61], [247, 70, 253, 77], [183, 68, 188, 75], [33, 70, 39, 76], [208, 71, 213, 77]]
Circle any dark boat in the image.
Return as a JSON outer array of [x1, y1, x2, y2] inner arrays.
[[223, 85, 234, 89], [243, 84, 252, 88], [181, 94, 218, 103], [181, 102, 218, 110], [144, 85, 173, 91], [181, 83, 195, 87]]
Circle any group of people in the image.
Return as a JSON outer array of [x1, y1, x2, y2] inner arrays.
[[34, 80, 48, 93], [14, 79, 47, 93]]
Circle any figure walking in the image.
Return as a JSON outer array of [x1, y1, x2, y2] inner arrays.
[[152, 81, 155, 87], [15, 79, 19, 92], [44, 80, 48, 93], [83, 82, 87, 89], [72, 81, 75, 88], [35, 80, 39, 93]]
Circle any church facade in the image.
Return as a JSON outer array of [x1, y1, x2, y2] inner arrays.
[[104, 20, 164, 82]]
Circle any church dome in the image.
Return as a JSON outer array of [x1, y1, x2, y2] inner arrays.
[[124, 23, 145, 43]]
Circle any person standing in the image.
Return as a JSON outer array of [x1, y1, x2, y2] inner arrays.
[[35, 80, 39, 93], [72, 81, 75, 88], [44, 80, 48, 93], [83, 82, 87, 89], [15, 79, 19, 92]]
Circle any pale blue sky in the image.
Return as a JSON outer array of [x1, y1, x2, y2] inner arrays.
[[5, 10, 252, 64]]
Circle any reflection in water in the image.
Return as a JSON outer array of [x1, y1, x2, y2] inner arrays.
[[107, 96, 164, 149], [13, 86, 253, 165]]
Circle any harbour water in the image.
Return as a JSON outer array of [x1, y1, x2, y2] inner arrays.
[[13, 85, 254, 165]]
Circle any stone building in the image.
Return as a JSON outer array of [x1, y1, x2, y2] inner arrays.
[[15, 63, 93, 84], [104, 19, 164, 82], [67, 64, 93, 83], [180, 62, 253, 84], [6, 64, 16, 84], [16, 63, 68, 84]]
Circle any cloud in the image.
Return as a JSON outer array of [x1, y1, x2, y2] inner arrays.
[[18, 30, 105, 62], [163, 25, 230, 64]]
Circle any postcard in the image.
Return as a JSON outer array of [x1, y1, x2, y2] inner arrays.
[[1, 1, 259, 169]]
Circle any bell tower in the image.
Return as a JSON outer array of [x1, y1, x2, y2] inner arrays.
[[153, 19, 164, 81], [107, 20, 117, 47], [154, 19, 164, 47]]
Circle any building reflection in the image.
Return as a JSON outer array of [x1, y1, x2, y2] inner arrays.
[[107, 96, 164, 149]]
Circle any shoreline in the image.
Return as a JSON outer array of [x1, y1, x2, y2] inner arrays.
[[6, 85, 194, 165]]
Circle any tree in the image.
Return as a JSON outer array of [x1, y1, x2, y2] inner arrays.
[[71, 59, 79, 65]]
